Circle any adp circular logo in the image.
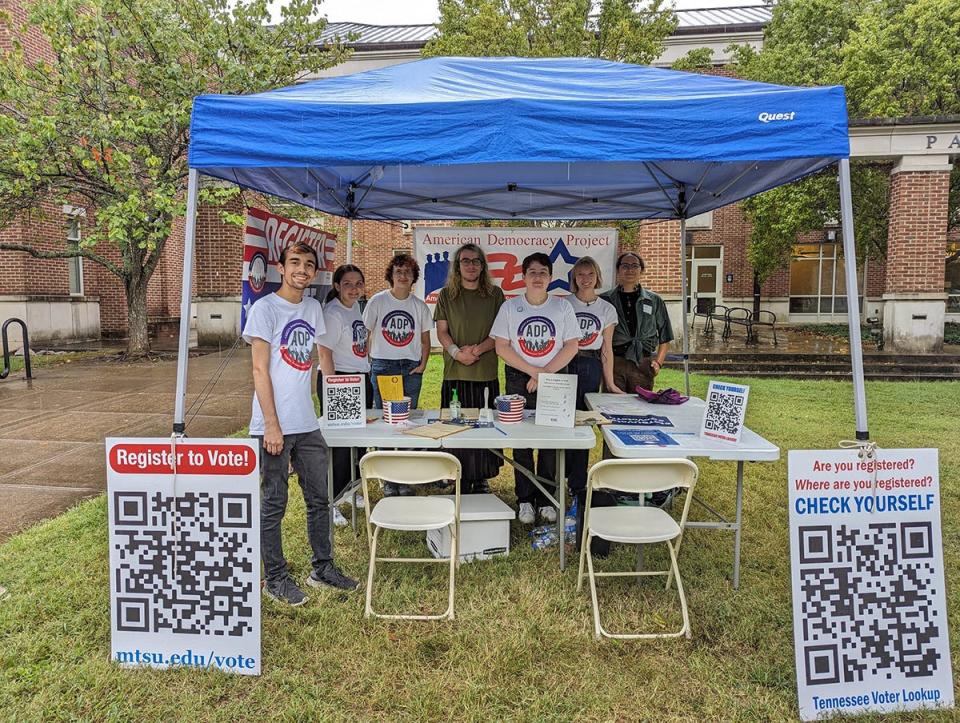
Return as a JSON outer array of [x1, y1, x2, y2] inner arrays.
[[351, 319, 368, 358], [517, 316, 556, 358], [279, 319, 315, 371], [248, 252, 267, 293], [382, 310, 415, 347], [576, 312, 601, 347]]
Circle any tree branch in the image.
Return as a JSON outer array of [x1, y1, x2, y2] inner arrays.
[[0, 242, 125, 278]]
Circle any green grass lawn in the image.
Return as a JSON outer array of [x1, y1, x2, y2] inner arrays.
[[1, 360, 958, 720]]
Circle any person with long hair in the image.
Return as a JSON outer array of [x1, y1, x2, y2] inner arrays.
[[434, 243, 505, 494], [564, 256, 624, 502], [363, 253, 433, 496], [491, 252, 580, 525], [317, 264, 372, 525]]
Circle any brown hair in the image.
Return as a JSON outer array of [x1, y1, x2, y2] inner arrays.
[[385, 253, 420, 285], [570, 256, 603, 293], [279, 242, 319, 268], [445, 243, 496, 300]]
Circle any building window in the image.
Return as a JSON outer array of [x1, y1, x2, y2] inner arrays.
[[789, 240, 862, 316], [946, 241, 960, 313], [67, 216, 83, 295]]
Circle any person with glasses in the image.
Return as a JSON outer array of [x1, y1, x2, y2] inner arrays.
[[601, 252, 674, 392], [363, 253, 433, 496], [434, 243, 505, 494], [491, 252, 580, 525]]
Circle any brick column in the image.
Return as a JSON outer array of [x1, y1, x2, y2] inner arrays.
[[882, 156, 952, 352]]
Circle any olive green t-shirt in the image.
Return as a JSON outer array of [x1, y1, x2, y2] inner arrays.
[[433, 286, 505, 382]]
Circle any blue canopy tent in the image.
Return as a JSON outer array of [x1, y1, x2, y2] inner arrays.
[[177, 56, 868, 438]]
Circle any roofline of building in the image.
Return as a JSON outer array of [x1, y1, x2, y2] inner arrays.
[[850, 115, 960, 128]]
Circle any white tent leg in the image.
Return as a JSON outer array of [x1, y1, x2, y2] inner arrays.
[[838, 158, 869, 439], [346, 218, 353, 264], [173, 169, 200, 434], [679, 217, 690, 396]]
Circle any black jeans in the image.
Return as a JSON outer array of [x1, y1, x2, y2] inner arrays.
[[505, 365, 557, 507], [566, 353, 602, 495], [255, 429, 331, 584]]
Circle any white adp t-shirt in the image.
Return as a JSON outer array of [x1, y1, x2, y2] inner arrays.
[[489, 294, 579, 368], [317, 298, 370, 373], [242, 292, 326, 435], [363, 289, 433, 361], [566, 295, 619, 350]]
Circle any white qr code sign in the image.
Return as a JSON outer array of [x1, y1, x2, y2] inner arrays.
[[788, 449, 953, 720], [322, 374, 366, 429], [107, 438, 261, 676], [700, 380, 749, 443]]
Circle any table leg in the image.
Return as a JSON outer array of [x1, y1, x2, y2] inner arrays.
[[733, 461, 744, 590], [350, 447, 358, 535], [327, 457, 335, 551], [555, 449, 566, 572]]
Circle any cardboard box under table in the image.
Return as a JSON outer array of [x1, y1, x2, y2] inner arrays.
[[425, 494, 516, 562]]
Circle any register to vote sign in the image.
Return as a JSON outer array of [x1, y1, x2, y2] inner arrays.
[[787, 449, 953, 720], [107, 438, 261, 676]]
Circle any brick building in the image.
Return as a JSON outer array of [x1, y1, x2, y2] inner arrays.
[[2, 5, 958, 351]]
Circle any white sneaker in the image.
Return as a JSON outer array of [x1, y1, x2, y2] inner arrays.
[[333, 507, 348, 527], [351, 492, 365, 509], [518, 502, 536, 525], [539, 506, 558, 523]]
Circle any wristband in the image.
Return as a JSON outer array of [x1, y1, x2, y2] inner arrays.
[[446, 344, 460, 358]]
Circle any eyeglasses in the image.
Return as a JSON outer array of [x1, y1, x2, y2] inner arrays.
[[619, 263, 642, 270], [459, 257, 483, 267]]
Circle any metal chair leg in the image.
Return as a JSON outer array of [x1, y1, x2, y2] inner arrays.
[[668, 541, 691, 639], [364, 525, 380, 618]]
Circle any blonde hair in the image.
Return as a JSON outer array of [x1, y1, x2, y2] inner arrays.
[[570, 256, 603, 294], [445, 243, 496, 300]]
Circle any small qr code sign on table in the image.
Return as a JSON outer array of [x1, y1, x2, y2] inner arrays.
[[788, 449, 953, 720], [322, 374, 366, 429], [700, 380, 749, 443], [107, 438, 261, 676]]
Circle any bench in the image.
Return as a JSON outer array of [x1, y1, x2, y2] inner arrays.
[[702, 303, 729, 336], [721, 306, 754, 343], [750, 310, 778, 345], [693, 298, 717, 335]]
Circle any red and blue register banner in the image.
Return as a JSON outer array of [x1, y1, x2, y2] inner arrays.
[[241, 208, 337, 330]]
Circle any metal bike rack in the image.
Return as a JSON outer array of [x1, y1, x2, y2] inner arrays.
[[1, 318, 32, 380]]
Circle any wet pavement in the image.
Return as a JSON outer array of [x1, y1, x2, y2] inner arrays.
[[0, 349, 252, 542]]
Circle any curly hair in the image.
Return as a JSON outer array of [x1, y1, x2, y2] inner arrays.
[[385, 253, 420, 285]]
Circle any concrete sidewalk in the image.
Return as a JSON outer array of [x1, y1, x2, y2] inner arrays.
[[0, 349, 252, 542]]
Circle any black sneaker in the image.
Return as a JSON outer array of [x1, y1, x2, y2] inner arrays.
[[263, 576, 308, 607], [474, 480, 491, 494], [307, 563, 359, 591], [649, 488, 681, 509]]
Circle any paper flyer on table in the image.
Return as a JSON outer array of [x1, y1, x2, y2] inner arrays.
[[534, 373, 577, 428]]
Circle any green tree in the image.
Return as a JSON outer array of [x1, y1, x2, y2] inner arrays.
[[730, 0, 960, 282], [425, 0, 677, 65], [671, 47, 713, 72], [0, 0, 347, 355]]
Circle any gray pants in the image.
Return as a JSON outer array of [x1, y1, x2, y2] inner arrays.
[[255, 429, 331, 584]]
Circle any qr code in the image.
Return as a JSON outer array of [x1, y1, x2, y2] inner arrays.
[[704, 389, 745, 434], [797, 522, 942, 686], [325, 384, 362, 421], [112, 491, 255, 637]]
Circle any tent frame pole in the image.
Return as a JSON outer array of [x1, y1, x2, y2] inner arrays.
[[678, 188, 691, 396], [173, 168, 200, 434], [838, 158, 869, 440], [346, 219, 353, 264]]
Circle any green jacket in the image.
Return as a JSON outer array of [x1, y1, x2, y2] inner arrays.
[[601, 285, 674, 365]]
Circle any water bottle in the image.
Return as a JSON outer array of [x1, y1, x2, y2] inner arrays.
[[531, 529, 559, 550], [448, 388, 461, 421]]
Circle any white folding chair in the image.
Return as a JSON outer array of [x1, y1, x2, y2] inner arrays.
[[359, 451, 462, 621], [576, 458, 699, 640]]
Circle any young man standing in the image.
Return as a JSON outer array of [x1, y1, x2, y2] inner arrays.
[[244, 242, 358, 606]]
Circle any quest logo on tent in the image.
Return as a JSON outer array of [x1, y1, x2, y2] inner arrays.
[[758, 111, 796, 123]]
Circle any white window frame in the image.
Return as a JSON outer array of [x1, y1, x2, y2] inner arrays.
[[65, 211, 84, 296]]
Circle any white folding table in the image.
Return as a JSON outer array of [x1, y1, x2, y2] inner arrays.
[[320, 410, 597, 570], [584, 393, 780, 589]]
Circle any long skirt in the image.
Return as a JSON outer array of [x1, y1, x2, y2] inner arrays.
[[440, 378, 502, 485]]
